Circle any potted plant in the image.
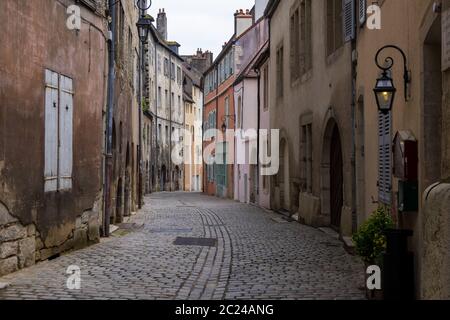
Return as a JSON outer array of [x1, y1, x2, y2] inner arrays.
[[352, 206, 394, 300]]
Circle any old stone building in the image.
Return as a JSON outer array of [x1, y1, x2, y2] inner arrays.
[[144, 9, 184, 192], [0, 0, 108, 276], [233, 1, 269, 205], [265, 0, 355, 235], [203, 9, 256, 199], [355, 0, 450, 299], [183, 63, 204, 192], [109, 0, 141, 225]]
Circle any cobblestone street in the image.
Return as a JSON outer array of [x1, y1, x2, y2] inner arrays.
[[0, 193, 365, 300]]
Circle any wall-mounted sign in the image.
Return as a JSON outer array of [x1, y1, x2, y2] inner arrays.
[[443, 8, 450, 71]]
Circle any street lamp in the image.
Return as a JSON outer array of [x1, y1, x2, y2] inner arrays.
[[374, 72, 396, 114], [373, 45, 411, 114], [221, 115, 236, 133], [136, 0, 152, 208], [136, 16, 152, 43]]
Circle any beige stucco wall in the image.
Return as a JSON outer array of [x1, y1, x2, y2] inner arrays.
[[268, 0, 354, 234], [356, 0, 450, 298]]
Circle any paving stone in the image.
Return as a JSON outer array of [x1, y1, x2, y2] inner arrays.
[[0, 193, 365, 300]]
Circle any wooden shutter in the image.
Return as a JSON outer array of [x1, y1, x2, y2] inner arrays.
[[378, 111, 392, 204], [343, 0, 355, 42], [58, 75, 74, 190], [358, 0, 366, 26], [44, 70, 59, 192]]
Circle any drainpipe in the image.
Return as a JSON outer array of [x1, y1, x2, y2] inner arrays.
[[154, 40, 158, 192], [169, 54, 173, 192], [103, 0, 117, 237], [256, 69, 261, 203], [351, 8, 358, 233], [215, 65, 219, 196], [138, 8, 144, 209]]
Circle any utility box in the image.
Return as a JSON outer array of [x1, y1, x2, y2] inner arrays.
[[398, 180, 419, 213], [393, 131, 418, 181]]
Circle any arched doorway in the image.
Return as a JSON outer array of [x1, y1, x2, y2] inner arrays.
[[276, 138, 290, 212], [116, 178, 123, 223], [174, 166, 180, 191], [124, 143, 131, 216], [161, 165, 166, 191], [321, 118, 343, 231]]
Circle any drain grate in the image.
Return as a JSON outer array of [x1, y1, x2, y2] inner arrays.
[[174, 237, 217, 247], [148, 228, 193, 233]]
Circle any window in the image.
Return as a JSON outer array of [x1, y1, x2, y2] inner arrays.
[[158, 124, 162, 142], [300, 0, 312, 74], [290, 6, 300, 82], [301, 123, 313, 193], [171, 62, 175, 80], [177, 66, 182, 85], [263, 65, 269, 111], [158, 87, 162, 108], [237, 96, 242, 129], [44, 69, 74, 192], [178, 95, 181, 109], [225, 97, 230, 128], [164, 58, 169, 76], [165, 90, 168, 107], [171, 92, 174, 107], [165, 125, 169, 144], [326, 0, 343, 56], [276, 44, 284, 99]]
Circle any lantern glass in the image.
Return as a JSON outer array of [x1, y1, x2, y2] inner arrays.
[[374, 74, 396, 113], [137, 17, 151, 43]]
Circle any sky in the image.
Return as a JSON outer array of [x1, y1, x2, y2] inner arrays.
[[147, 0, 255, 59]]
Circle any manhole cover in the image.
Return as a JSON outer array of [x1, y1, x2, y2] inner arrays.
[[174, 237, 217, 247], [148, 228, 193, 233]]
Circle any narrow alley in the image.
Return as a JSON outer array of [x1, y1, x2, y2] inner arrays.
[[0, 193, 364, 300]]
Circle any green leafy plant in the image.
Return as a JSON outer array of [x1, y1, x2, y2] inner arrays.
[[352, 206, 394, 265]]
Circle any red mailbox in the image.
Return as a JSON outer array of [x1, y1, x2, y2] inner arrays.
[[393, 130, 418, 181]]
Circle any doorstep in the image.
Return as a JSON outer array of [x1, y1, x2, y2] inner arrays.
[[0, 282, 10, 290], [318, 227, 340, 240]]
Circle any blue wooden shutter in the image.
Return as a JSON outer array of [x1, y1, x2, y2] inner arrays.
[[358, 0, 367, 26], [378, 111, 392, 204], [44, 70, 59, 192], [58, 75, 74, 190], [343, 0, 355, 42]]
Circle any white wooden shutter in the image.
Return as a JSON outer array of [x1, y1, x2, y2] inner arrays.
[[378, 111, 392, 204], [343, 0, 355, 42], [58, 75, 74, 190], [44, 70, 59, 192], [358, 0, 366, 26]]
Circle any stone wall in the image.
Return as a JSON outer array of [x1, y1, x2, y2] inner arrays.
[[421, 183, 450, 299], [0, 202, 36, 276], [0, 194, 102, 277]]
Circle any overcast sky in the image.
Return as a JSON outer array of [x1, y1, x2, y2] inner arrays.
[[148, 0, 255, 59]]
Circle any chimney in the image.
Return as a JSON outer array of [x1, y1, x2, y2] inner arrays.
[[234, 9, 253, 37], [205, 51, 213, 65], [157, 8, 167, 40]]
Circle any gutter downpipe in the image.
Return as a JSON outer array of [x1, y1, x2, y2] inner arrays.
[[103, 0, 116, 237], [351, 7, 358, 233]]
